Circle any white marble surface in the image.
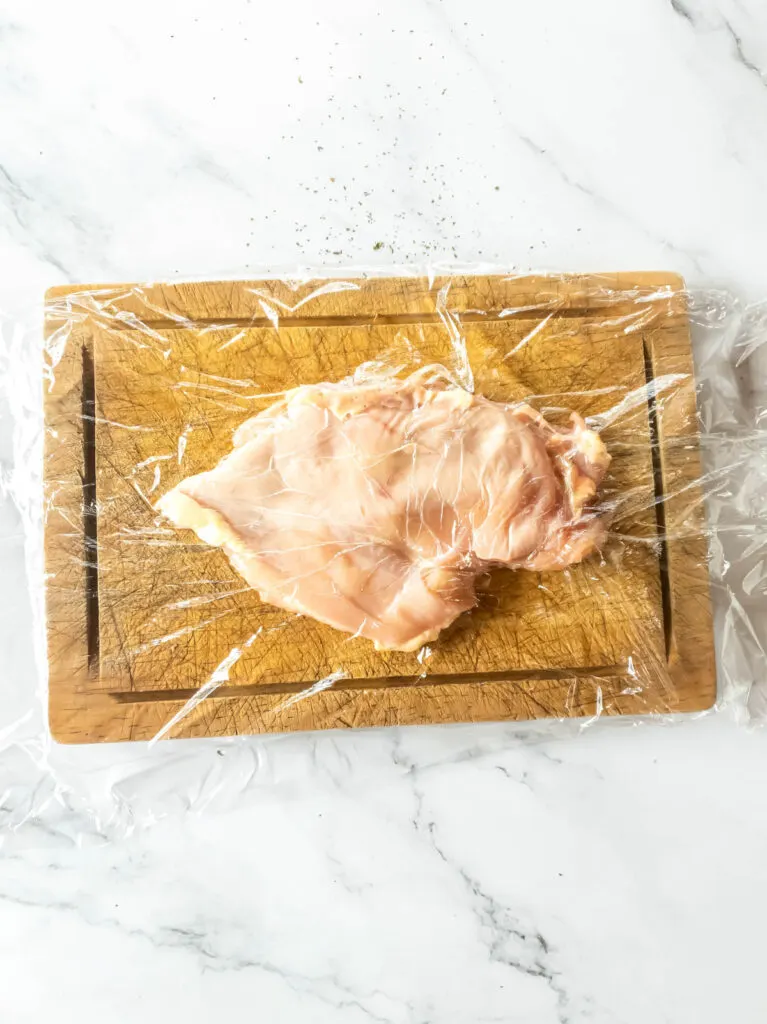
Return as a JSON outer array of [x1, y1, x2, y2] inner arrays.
[[2, 0, 767, 1020]]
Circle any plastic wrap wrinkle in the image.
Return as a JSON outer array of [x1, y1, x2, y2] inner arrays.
[[0, 268, 766, 842]]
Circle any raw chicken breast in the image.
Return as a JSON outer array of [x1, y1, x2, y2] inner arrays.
[[157, 367, 611, 652]]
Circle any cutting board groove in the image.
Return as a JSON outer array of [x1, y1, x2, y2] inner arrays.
[[44, 273, 716, 742]]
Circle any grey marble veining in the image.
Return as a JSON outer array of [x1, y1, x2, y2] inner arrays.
[[1, 1, 767, 1021]]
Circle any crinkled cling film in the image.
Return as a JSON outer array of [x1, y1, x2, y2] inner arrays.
[[0, 268, 765, 844]]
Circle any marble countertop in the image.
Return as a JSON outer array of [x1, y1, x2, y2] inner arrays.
[[2, 0, 767, 1020]]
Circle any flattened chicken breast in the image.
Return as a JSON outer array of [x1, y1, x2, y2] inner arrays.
[[157, 367, 611, 651]]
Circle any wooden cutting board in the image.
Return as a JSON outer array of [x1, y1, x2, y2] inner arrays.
[[44, 273, 716, 743]]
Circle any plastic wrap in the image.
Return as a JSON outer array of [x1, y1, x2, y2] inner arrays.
[[1, 268, 765, 844]]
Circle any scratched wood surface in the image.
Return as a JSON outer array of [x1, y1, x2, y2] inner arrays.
[[43, 273, 716, 742]]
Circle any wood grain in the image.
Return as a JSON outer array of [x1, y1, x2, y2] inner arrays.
[[44, 273, 716, 742]]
